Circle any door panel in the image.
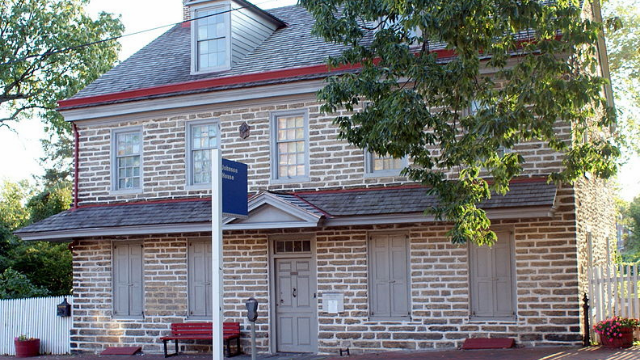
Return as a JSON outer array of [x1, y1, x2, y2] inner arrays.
[[275, 258, 316, 352]]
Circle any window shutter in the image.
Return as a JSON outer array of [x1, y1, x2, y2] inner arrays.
[[113, 242, 143, 317], [471, 245, 494, 317], [369, 234, 409, 318], [389, 235, 409, 317], [188, 240, 212, 316], [492, 237, 514, 317], [129, 244, 144, 316], [113, 245, 130, 316], [470, 231, 514, 318]]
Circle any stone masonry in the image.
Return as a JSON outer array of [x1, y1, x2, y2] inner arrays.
[[74, 94, 569, 206], [70, 183, 590, 354]]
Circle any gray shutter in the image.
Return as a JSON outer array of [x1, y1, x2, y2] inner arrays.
[[492, 233, 514, 317], [129, 244, 144, 316], [189, 240, 212, 316], [370, 234, 409, 318], [470, 231, 514, 318], [113, 244, 130, 316], [113, 242, 143, 317], [389, 234, 409, 317], [471, 245, 494, 317]]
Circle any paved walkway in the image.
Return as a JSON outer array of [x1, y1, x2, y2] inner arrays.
[[2, 346, 640, 360]]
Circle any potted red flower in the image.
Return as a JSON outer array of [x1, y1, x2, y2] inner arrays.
[[14, 334, 40, 357], [593, 316, 639, 348]]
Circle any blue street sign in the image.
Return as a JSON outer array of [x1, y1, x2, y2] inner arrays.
[[221, 158, 248, 218]]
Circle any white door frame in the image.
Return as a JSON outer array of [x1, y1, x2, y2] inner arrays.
[[268, 234, 318, 353]]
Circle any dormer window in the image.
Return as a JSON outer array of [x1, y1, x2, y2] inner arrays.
[[191, 4, 231, 73]]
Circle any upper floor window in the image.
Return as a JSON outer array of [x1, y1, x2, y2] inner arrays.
[[192, 5, 230, 74], [365, 152, 407, 177], [112, 128, 142, 191], [187, 120, 219, 186], [271, 111, 309, 182]]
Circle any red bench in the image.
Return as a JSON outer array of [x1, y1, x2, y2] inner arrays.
[[160, 322, 241, 357]]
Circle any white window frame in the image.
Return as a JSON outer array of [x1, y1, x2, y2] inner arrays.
[[270, 110, 310, 183], [111, 127, 143, 193], [190, 3, 231, 74], [364, 151, 408, 177], [186, 119, 220, 189]]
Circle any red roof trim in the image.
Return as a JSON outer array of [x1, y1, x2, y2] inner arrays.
[[57, 62, 361, 109]]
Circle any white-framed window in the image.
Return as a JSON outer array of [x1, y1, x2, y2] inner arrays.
[[112, 128, 142, 191], [365, 151, 407, 177], [271, 110, 309, 182], [186, 120, 219, 187], [191, 4, 231, 74], [469, 230, 516, 320], [113, 241, 143, 318], [369, 232, 410, 320]]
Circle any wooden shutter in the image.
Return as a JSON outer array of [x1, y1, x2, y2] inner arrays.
[[470, 231, 514, 318], [369, 233, 409, 318], [113, 242, 143, 317], [189, 240, 212, 316]]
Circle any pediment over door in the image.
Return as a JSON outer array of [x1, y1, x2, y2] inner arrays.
[[224, 192, 325, 230]]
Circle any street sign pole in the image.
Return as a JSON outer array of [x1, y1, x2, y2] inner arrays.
[[211, 148, 223, 360]]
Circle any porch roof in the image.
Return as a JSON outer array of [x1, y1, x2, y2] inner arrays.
[[14, 179, 557, 241]]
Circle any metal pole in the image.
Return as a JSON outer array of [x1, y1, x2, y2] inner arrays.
[[583, 293, 591, 347], [212, 148, 223, 360], [251, 320, 257, 360]]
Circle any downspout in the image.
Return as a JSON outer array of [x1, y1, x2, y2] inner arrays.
[[72, 123, 79, 210]]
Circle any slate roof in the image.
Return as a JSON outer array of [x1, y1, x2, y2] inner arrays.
[[296, 180, 557, 216], [70, 6, 352, 101], [15, 180, 556, 238]]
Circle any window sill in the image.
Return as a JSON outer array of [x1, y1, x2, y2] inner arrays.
[[110, 188, 143, 195], [366, 316, 412, 322], [185, 184, 211, 191], [112, 315, 144, 320], [363, 171, 405, 178], [270, 176, 310, 185], [468, 316, 517, 323], [190, 65, 231, 76]]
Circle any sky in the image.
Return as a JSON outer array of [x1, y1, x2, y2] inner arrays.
[[0, 0, 638, 202]]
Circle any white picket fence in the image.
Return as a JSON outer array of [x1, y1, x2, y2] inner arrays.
[[0, 296, 72, 355], [589, 264, 640, 325]]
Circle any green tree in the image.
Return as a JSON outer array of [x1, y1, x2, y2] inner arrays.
[[0, 180, 72, 297], [0, 268, 50, 299], [603, 0, 640, 155], [621, 196, 640, 262], [0, 0, 123, 132], [301, 0, 619, 245]]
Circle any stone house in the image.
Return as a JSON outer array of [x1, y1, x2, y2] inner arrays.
[[15, 0, 616, 355]]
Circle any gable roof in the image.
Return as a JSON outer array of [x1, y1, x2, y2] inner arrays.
[[15, 180, 557, 241], [61, 6, 352, 108]]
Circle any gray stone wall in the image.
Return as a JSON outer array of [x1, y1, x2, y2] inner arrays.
[[74, 95, 569, 206], [70, 187, 582, 354]]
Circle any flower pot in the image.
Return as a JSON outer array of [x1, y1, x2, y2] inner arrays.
[[600, 327, 634, 348], [14, 339, 40, 358]]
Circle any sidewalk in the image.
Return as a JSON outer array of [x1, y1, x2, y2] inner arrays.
[[1, 347, 639, 360]]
